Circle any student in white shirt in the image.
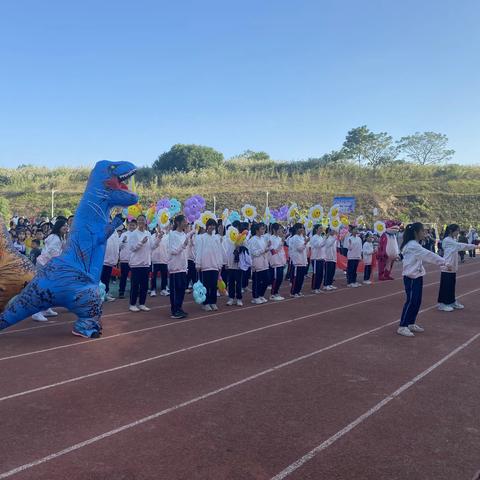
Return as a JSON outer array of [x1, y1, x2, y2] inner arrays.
[[310, 225, 326, 293], [437, 224, 476, 311], [347, 227, 363, 288], [101, 226, 121, 302], [195, 218, 223, 311], [224, 222, 245, 306], [362, 234, 375, 285], [323, 228, 338, 291], [398, 222, 450, 337], [118, 219, 137, 298], [186, 224, 197, 293], [467, 227, 478, 258], [248, 222, 271, 304], [288, 223, 309, 297], [268, 223, 287, 301], [150, 225, 169, 297], [167, 215, 190, 319], [128, 215, 153, 312]]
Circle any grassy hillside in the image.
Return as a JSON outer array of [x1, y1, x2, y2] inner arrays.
[[1, 161, 480, 226]]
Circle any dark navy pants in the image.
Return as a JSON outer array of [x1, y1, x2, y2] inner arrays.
[[400, 276, 423, 327]]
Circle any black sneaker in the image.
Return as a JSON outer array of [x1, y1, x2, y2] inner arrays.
[[170, 311, 185, 319], [179, 309, 189, 317], [118, 294, 125, 299]]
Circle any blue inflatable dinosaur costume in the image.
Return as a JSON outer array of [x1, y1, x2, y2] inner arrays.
[[0, 160, 138, 338]]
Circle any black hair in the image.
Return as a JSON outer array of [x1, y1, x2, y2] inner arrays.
[[173, 214, 186, 231], [400, 222, 424, 250], [270, 222, 281, 234], [251, 222, 266, 236], [292, 223, 304, 235], [206, 218, 217, 229], [137, 214, 146, 221], [232, 220, 241, 229], [444, 224, 460, 238], [129, 218, 137, 224], [312, 224, 322, 235], [51, 219, 67, 238], [31, 239, 41, 247]]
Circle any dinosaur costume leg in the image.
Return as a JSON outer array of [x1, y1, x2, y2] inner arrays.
[[378, 258, 387, 281], [385, 259, 395, 280], [69, 285, 103, 338]]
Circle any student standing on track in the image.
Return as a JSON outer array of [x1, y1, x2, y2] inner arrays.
[[309, 224, 326, 294], [346, 227, 362, 288], [437, 224, 476, 312], [323, 228, 338, 291], [268, 223, 287, 301], [362, 233, 375, 285], [101, 226, 121, 302], [118, 219, 137, 299], [288, 223, 309, 297], [167, 215, 190, 319], [248, 222, 271, 304], [150, 225, 169, 297], [397, 222, 451, 338]]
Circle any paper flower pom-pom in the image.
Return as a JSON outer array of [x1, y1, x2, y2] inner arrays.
[[128, 203, 143, 219], [308, 204, 323, 221], [158, 208, 171, 228], [340, 215, 349, 226], [328, 204, 340, 219], [227, 226, 239, 245], [228, 211, 241, 224], [241, 204, 257, 221], [156, 197, 170, 212], [330, 216, 341, 231], [199, 210, 216, 228], [287, 204, 299, 223], [374, 220, 386, 235], [193, 280, 207, 304], [169, 198, 181, 216], [321, 216, 330, 227]]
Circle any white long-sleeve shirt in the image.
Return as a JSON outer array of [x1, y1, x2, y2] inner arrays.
[[324, 235, 338, 262], [167, 230, 188, 274], [104, 232, 120, 267], [152, 233, 170, 264], [401, 240, 445, 279], [362, 242, 374, 266], [310, 234, 326, 261], [128, 230, 152, 268], [441, 236, 476, 273], [119, 230, 136, 263], [347, 236, 362, 260], [36, 234, 65, 266], [288, 234, 308, 266], [195, 233, 223, 271], [224, 240, 240, 270], [248, 235, 270, 272], [269, 235, 287, 268]]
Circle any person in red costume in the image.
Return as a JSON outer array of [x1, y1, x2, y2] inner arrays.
[[377, 220, 401, 280]]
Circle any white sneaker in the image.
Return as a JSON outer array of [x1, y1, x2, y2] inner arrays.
[[129, 305, 140, 312], [251, 298, 262, 305], [260, 297, 268, 303], [409, 324, 424, 333], [330, 285, 338, 290], [312, 289, 322, 294], [210, 304, 218, 311], [267, 285, 272, 290], [363, 280, 372, 285], [226, 298, 235, 306], [347, 284, 354, 288], [236, 299, 243, 306], [203, 304, 213, 311], [397, 327, 415, 337], [32, 312, 48, 322], [44, 308, 58, 317], [138, 305, 150, 312], [354, 283, 362, 287], [150, 290, 157, 297], [323, 286, 333, 291], [271, 295, 284, 301], [438, 303, 454, 312], [106, 294, 116, 302], [160, 289, 169, 296], [452, 302, 464, 310]]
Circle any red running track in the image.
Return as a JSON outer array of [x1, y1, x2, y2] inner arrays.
[[0, 260, 479, 479]]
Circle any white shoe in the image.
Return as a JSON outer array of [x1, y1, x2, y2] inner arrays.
[[150, 290, 157, 297], [236, 299, 243, 306], [438, 303, 454, 312], [260, 297, 268, 303], [44, 308, 58, 317], [138, 305, 150, 312], [363, 280, 372, 285], [323, 286, 333, 291], [347, 284, 354, 288], [397, 327, 415, 337], [32, 313, 48, 322], [106, 294, 116, 302], [330, 285, 338, 290], [312, 289, 322, 294], [251, 298, 262, 305], [203, 304, 213, 311], [226, 298, 235, 306], [129, 305, 140, 312], [160, 290, 169, 296], [452, 302, 464, 310], [409, 324, 424, 333], [217, 292, 221, 297], [210, 304, 218, 311], [185, 288, 192, 294], [354, 283, 362, 287], [271, 295, 284, 301], [267, 285, 272, 290]]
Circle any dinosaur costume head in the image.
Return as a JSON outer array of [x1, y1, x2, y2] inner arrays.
[[90, 160, 139, 208]]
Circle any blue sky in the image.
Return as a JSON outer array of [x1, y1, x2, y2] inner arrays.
[[0, 0, 479, 168]]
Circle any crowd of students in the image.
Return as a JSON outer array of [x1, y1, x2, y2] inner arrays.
[[7, 213, 479, 337]]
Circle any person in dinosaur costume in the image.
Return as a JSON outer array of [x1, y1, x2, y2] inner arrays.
[[0, 160, 138, 338], [0, 216, 36, 311], [377, 220, 401, 281]]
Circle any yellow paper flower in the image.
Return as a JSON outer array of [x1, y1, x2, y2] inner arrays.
[[287, 204, 299, 223], [329, 204, 340, 219], [340, 215, 349, 226], [321, 216, 330, 227], [241, 204, 257, 221], [158, 208, 170, 228], [227, 226, 239, 245], [305, 219, 314, 231], [199, 210, 217, 228], [308, 204, 323, 221], [374, 220, 386, 235], [330, 216, 341, 231]]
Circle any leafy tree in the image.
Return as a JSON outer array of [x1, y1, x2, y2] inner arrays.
[[232, 150, 271, 162], [153, 144, 224, 173], [342, 126, 396, 168], [135, 167, 156, 186], [396, 132, 455, 165], [0, 197, 10, 219]]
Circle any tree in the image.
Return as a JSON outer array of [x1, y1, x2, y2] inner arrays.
[[135, 167, 156, 186], [232, 150, 271, 162], [396, 132, 455, 165], [0, 197, 10, 219], [153, 144, 224, 173], [342, 126, 396, 168]]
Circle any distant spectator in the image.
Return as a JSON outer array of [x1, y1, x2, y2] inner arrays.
[[29, 239, 42, 265]]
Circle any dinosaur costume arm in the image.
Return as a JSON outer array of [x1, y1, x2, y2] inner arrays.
[[105, 214, 125, 239]]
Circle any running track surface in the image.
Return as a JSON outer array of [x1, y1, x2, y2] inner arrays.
[[1, 260, 479, 480]]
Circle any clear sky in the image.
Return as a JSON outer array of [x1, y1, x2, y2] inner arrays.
[[0, 0, 479, 168]]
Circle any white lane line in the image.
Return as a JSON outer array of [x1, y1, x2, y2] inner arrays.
[[1, 268, 478, 363], [1, 287, 479, 480], [270, 329, 480, 479]]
